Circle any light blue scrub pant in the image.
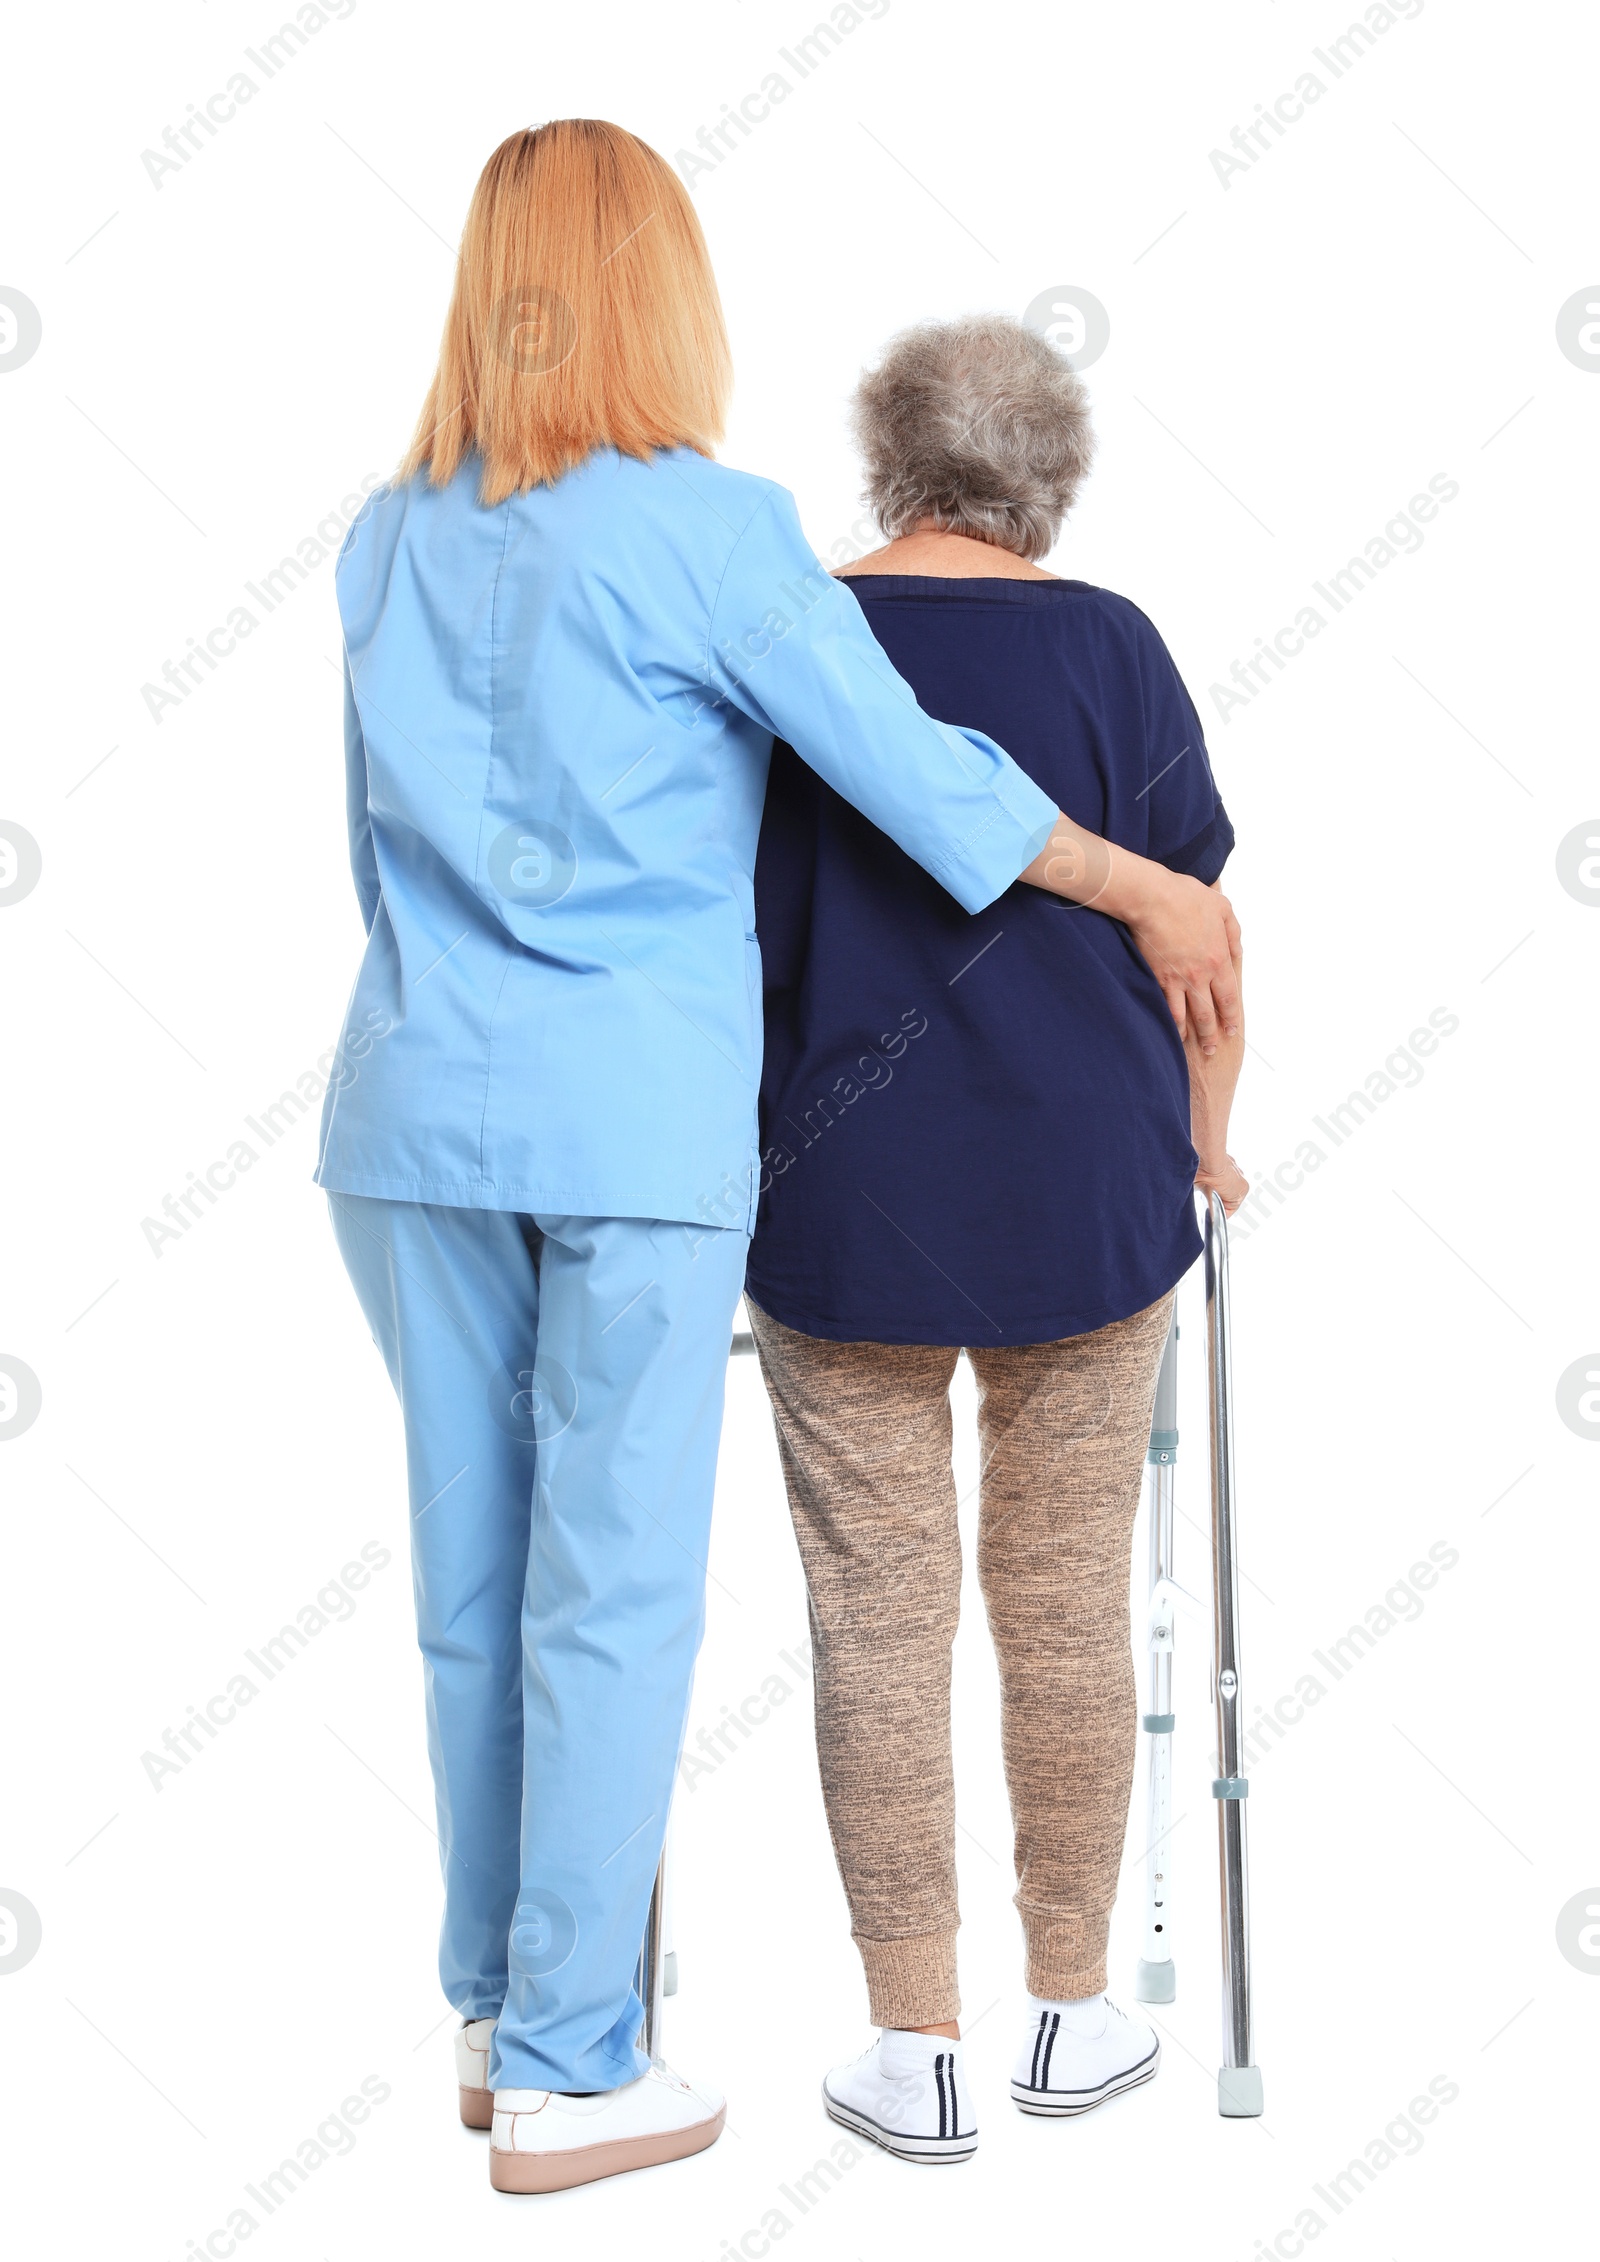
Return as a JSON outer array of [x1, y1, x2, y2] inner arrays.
[[329, 1195, 749, 2095]]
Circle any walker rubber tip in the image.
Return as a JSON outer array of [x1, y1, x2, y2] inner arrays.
[[1218, 2065, 1264, 2118], [1134, 1957, 1176, 2003]]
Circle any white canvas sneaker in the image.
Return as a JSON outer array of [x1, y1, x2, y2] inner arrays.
[[488, 2063, 725, 2193], [822, 2032, 977, 2164], [1011, 1994, 1160, 2116], [456, 2018, 496, 2128]]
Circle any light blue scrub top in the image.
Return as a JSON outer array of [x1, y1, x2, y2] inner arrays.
[[314, 447, 1058, 1230]]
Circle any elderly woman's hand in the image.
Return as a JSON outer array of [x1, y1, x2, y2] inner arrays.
[[1182, 905, 1247, 1213], [1021, 818, 1241, 1051], [1195, 1153, 1250, 1216]]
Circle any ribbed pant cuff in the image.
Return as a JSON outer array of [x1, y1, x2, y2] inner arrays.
[[1022, 1908, 1109, 2003], [856, 1930, 961, 2029]]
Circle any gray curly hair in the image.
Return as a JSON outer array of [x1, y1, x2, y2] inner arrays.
[[851, 314, 1095, 562]]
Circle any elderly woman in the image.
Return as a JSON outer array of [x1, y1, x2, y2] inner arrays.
[[747, 315, 1247, 2163]]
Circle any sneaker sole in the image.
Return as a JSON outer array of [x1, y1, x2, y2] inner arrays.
[[488, 2105, 725, 2193], [822, 2085, 977, 2165], [459, 2084, 494, 2130], [1011, 2041, 1160, 2118]]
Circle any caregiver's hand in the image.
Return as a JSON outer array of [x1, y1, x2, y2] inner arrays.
[[1020, 816, 1242, 1053]]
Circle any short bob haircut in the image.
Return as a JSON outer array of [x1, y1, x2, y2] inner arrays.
[[852, 315, 1095, 562], [402, 120, 732, 505]]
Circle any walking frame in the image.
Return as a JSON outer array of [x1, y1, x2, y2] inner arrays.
[[637, 1200, 1261, 2117], [1134, 1193, 1263, 2115]]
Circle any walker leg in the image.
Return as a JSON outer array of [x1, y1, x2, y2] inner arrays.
[[1205, 1193, 1263, 2117], [635, 1851, 667, 2065], [661, 1806, 678, 1996], [1135, 1312, 1179, 2005]]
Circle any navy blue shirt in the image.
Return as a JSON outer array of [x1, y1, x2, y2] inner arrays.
[[746, 575, 1234, 1346]]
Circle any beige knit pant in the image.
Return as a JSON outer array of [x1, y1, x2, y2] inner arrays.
[[748, 1290, 1174, 2029]]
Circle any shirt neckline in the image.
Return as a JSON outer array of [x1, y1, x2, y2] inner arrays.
[[834, 573, 1090, 602]]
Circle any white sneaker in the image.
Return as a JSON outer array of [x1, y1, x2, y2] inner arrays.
[[456, 2018, 495, 2129], [1011, 1994, 1160, 2116], [488, 2063, 725, 2193], [822, 2032, 977, 2164]]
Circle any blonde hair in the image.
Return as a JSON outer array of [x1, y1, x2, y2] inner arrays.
[[401, 121, 732, 505]]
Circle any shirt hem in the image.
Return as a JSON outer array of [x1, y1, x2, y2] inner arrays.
[[315, 1164, 754, 1233], [743, 1239, 1198, 1348]]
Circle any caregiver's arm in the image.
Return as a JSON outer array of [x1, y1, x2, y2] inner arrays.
[[707, 488, 1238, 1044], [1020, 815, 1242, 1054]]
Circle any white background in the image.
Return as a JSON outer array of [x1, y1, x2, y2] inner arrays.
[[1, 0, 1595, 2254]]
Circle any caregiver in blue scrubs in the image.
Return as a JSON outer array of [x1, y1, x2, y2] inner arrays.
[[315, 118, 1241, 2197]]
